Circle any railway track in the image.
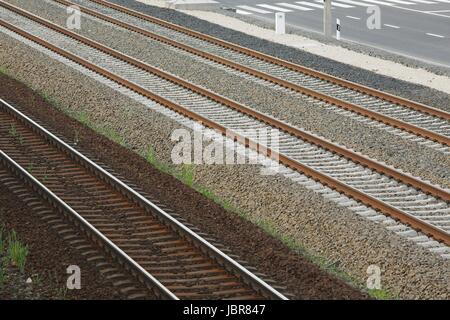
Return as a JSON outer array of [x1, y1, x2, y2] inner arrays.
[[48, 0, 450, 152], [0, 1, 449, 256], [0, 98, 288, 300]]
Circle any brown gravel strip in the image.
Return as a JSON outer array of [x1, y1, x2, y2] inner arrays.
[[0, 73, 368, 299]]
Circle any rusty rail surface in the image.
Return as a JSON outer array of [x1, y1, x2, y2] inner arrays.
[[0, 4, 449, 247]]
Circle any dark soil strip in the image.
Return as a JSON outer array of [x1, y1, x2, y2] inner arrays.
[[0, 73, 368, 299]]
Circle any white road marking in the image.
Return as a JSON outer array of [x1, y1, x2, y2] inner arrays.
[[426, 32, 445, 38], [257, 3, 293, 11], [360, 0, 395, 6], [426, 9, 450, 12], [328, 1, 355, 7], [382, 0, 415, 4], [276, 2, 315, 10], [431, 0, 450, 3], [237, 5, 272, 13], [333, 0, 376, 6], [384, 23, 400, 28], [389, 5, 450, 18], [296, 1, 325, 8], [236, 9, 253, 14], [407, 0, 437, 3], [346, 15, 361, 19]]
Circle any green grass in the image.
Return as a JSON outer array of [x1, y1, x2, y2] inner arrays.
[[145, 146, 158, 166], [0, 227, 29, 284], [7, 231, 28, 273], [196, 185, 237, 212], [2, 68, 126, 150], [39, 91, 60, 107], [143, 146, 242, 213], [8, 124, 18, 137], [74, 110, 89, 126], [26, 163, 34, 174], [8, 124, 24, 145], [255, 219, 278, 236], [368, 288, 393, 300], [31, 273, 43, 286], [0, 65, 7, 75], [54, 286, 68, 299], [144, 146, 242, 212], [97, 125, 125, 146], [68, 110, 126, 146], [177, 164, 195, 187], [40, 92, 52, 103], [0, 66, 56, 108], [145, 147, 194, 187], [145, 146, 170, 173]]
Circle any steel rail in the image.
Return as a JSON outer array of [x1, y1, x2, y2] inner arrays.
[[91, 0, 450, 123], [0, 12, 449, 246], [51, 0, 450, 147], [1, 1, 448, 200], [0, 98, 288, 300]]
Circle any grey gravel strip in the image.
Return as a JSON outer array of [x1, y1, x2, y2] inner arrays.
[[1, 28, 449, 299]]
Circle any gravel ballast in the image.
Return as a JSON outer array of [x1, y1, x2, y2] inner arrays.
[[1, 28, 449, 299], [4, 0, 450, 192]]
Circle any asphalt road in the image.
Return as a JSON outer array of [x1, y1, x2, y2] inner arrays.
[[217, 0, 450, 66]]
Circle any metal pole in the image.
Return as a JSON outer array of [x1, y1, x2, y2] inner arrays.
[[336, 18, 341, 40], [275, 12, 286, 34], [323, 0, 332, 38]]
